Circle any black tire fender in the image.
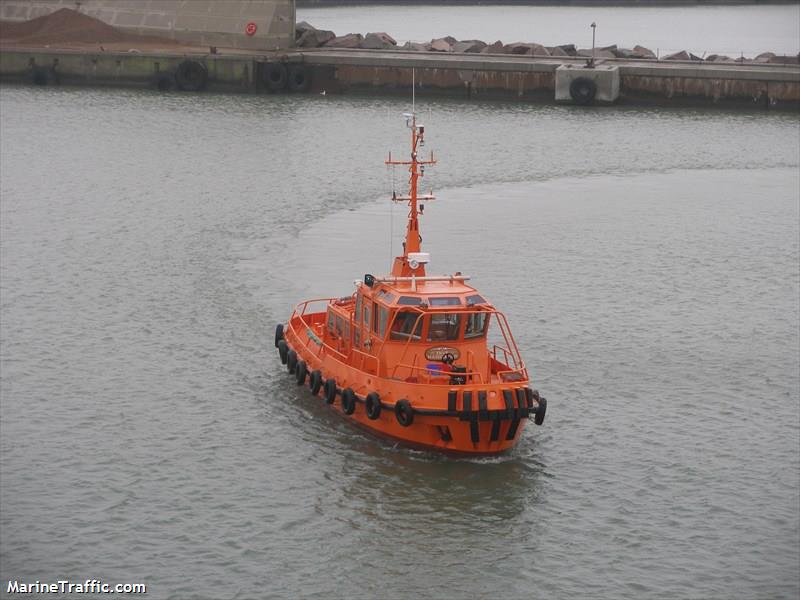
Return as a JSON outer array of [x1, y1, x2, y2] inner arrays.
[[324, 378, 337, 404], [154, 73, 174, 92], [287, 349, 298, 374], [274, 324, 285, 348], [277, 340, 289, 364], [295, 360, 307, 385], [569, 76, 597, 105], [365, 392, 381, 420], [341, 388, 357, 415], [535, 396, 547, 426], [175, 60, 208, 92], [395, 399, 414, 427], [287, 65, 310, 93], [264, 63, 288, 92], [309, 370, 323, 395]]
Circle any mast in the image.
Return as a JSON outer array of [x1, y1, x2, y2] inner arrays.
[[385, 113, 436, 277]]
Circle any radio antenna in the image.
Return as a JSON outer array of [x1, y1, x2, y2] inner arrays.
[[412, 67, 415, 115]]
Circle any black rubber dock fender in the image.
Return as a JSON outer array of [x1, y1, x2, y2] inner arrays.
[[569, 76, 597, 105], [175, 60, 208, 92], [287, 65, 310, 93], [263, 63, 288, 92]]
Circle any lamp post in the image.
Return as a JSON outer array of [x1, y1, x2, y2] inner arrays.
[[587, 22, 597, 68]]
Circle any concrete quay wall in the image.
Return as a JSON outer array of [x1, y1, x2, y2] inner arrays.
[[1, 47, 798, 110], [0, 0, 294, 50]]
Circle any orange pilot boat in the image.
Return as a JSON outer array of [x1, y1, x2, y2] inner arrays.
[[274, 113, 547, 455]]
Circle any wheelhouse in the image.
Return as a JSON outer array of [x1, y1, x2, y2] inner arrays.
[[307, 275, 526, 386]]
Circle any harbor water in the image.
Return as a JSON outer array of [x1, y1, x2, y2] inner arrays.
[[0, 85, 798, 599]]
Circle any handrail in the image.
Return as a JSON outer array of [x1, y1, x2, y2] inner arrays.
[[390, 362, 486, 384]]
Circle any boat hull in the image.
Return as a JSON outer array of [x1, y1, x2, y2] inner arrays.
[[280, 314, 541, 455]]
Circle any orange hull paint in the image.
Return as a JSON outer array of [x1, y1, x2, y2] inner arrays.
[[280, 311, 539, 455]]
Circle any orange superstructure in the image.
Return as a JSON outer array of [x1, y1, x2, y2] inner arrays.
[[274, 113, 546, 455]]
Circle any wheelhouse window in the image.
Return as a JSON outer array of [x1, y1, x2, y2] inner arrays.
[[397, 296, 422, 306], [355, 294, 362, 319], [374, 305, 389, 337], [375, 289, 395, 304], [390, 311, 423, 341], [465, 312, 488, 338], [466, 294, 486, 305], [427, 313, 461, 341], [363, 304, 371, 328], [429, 297, 461, 307], [335, 316, 346, 339], [327, 310, 335, 334]]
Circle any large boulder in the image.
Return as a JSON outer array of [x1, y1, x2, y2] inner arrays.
[[323, 33, 364, 49], [504, 42, 531, 54], [505, 42, 550, 56], [663, 50, 690, 61], [401, 41, 431, 51], [754, 51, 775, 63], [531, 43, 550, 56], [632, 45, 656, 59], [548, 46, 570, 57], [577, 48, 615, 59], [768, 54, 800, 64], [452, 40, 487, 53], [295, 21, 317, 38], [612, 47, 637, 59], [481, 40, 505, 54], [296, 28, 335, 48], [362, 31, 396, 49], [557, 43, 577, 56], [430, 38, 452, 52]]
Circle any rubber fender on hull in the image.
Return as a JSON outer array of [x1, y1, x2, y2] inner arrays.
[[535, 396, 547, 425], [309, 370, 323, 396], [286, 349, 298, 374], [569, 76, 597, 105], [264, 63, 287, 92], [295, 360, 307, 385], [287, 65, 310, 93], [365, 392, 381, 420], [277, 340, 289, 365], [323, 379, 337, 404], [341, 388, 357, 415], [175, 60, 208, 92], [395, 399, 414, 427], [274, 324, 284, 348]]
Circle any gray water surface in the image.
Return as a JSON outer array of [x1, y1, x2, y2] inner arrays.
[[1, 86, 798, 599]]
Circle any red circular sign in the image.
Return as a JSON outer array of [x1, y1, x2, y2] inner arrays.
[[245, 22, 257, 36]]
